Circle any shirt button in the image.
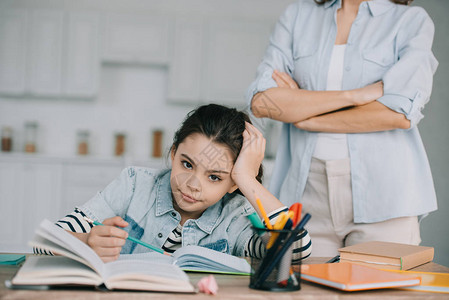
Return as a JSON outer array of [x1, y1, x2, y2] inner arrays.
[[171, 212, 176, 217], [345, 66, 351, 71], [158, 233, 163, 238]]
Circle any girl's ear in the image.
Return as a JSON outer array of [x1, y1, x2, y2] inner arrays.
[[227, 184, 238, 194]]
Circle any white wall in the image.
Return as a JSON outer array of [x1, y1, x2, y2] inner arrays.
[[413, 0, 449, 269]]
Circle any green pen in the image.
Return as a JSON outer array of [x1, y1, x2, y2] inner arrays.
[[83, 216, 171, 256], [247, 212, 267, 236]]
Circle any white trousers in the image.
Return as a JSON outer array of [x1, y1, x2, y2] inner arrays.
[[302, 158, 421, 257]]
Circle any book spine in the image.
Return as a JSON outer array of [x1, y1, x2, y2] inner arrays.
[[401, 248, 435, 270]]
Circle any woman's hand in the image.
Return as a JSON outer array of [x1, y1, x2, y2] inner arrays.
[[352, 81, 384, 106], [85, 216, 129, 263], [231, 122, 266, 185], [273, 69, 383, 107], [272, 70, 300, 89]]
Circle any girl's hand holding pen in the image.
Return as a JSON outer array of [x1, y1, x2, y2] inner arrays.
[[86, 216, 129, 263]]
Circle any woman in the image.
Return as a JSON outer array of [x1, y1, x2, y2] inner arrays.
[[247, 0, 438, 256]]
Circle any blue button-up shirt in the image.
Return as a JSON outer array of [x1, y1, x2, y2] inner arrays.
[[80, 167, 255, 256], [247, 0, 438, 223]]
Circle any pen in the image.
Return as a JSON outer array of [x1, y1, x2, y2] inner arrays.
[[247, 212, 266, 236], [255, 195, 273, 230], [83, 216, 171, 256], [326, 255, 340, 263], [289, 203, 302, 227], [266, 212, 290, 249]]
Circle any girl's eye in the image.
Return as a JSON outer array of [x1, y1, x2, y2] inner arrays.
[[182, 161, 192, 169], [209, 174, 221, 182]]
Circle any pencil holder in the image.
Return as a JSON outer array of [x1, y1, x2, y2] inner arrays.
[[249, 227, 303, 292]]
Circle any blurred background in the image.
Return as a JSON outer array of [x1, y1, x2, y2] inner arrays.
[[0, 0, 447, 267]]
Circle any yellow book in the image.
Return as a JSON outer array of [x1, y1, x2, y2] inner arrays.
[[387, 270, 449, 294]]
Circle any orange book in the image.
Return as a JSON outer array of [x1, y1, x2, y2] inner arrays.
[[301, 262, 421, 291], [338, 241, 434, 270]]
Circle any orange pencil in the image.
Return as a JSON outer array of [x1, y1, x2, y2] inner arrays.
[[255, 195, 273, 230]]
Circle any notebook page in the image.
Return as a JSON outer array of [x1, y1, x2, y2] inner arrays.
[[173, 245, 251, 274], [36, 219, 105, 277]]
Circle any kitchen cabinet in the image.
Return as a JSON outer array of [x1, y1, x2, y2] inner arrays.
[[64, 12, 100, 98], [0, 161, 24, 251], [168, 18, 272, 106], [61, 161, 123, 215], [0, 154, 165, 252], [167, 18, 204, 102], [28, 9, 64, 96], [0, 9, 99, 98], [0, 158, 62, 252], [202, 19, 272, 107], [0, 9, 27, 95], [102, 13, 172, 65]]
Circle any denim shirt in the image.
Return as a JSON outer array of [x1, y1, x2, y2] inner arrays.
[[79, 167, 255, 256], [247, 0, 438, 222]]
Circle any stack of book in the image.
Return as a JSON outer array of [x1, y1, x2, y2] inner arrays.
[[338, 241, 434, 270]]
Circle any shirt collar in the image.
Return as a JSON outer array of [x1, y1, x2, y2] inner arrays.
[[154, 169, 225, 234], [324, 0, 393, 17], [366, 0, 394, 17]]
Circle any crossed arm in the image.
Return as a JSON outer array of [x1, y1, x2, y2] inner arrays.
[[251, 70, 410, 133]]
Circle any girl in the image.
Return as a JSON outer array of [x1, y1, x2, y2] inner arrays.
[[37, 104, 311, 262]]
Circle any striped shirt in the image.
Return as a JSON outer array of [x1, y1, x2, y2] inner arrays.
[[34, 207, 311, 261]]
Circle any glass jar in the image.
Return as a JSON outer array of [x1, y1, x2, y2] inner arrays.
[[152, 129, 163, 158], [114, 132, 126, 156], [24, 121, 38, 153], [1, 127, 13, 152], [77, 130, 90, 155]]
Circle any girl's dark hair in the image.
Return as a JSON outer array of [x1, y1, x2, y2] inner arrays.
[[171, 104, 263, 193], [314, 0, 412, 5]]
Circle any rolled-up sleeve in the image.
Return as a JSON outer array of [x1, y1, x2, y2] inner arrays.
[[246, 2, 298, 107], [377, 7, 438, 129]]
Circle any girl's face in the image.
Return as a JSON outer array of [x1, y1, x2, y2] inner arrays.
[[170, 133, 238, 221]]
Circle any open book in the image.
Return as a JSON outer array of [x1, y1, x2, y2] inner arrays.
[[10, 219, 195, 292], [120, 245, 251, 275], [10, 219, 251, 291]]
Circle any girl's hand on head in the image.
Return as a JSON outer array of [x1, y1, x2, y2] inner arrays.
[[272, 70, 300, 89], [231, 122, 266, 183], [86, 216, 129, 263]]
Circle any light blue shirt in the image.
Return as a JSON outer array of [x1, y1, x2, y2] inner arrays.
[[79, 167, 256, 256], [247, 0, 438, 223]]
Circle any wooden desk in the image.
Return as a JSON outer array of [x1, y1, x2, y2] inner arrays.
[[1, 257, 448, 299]]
